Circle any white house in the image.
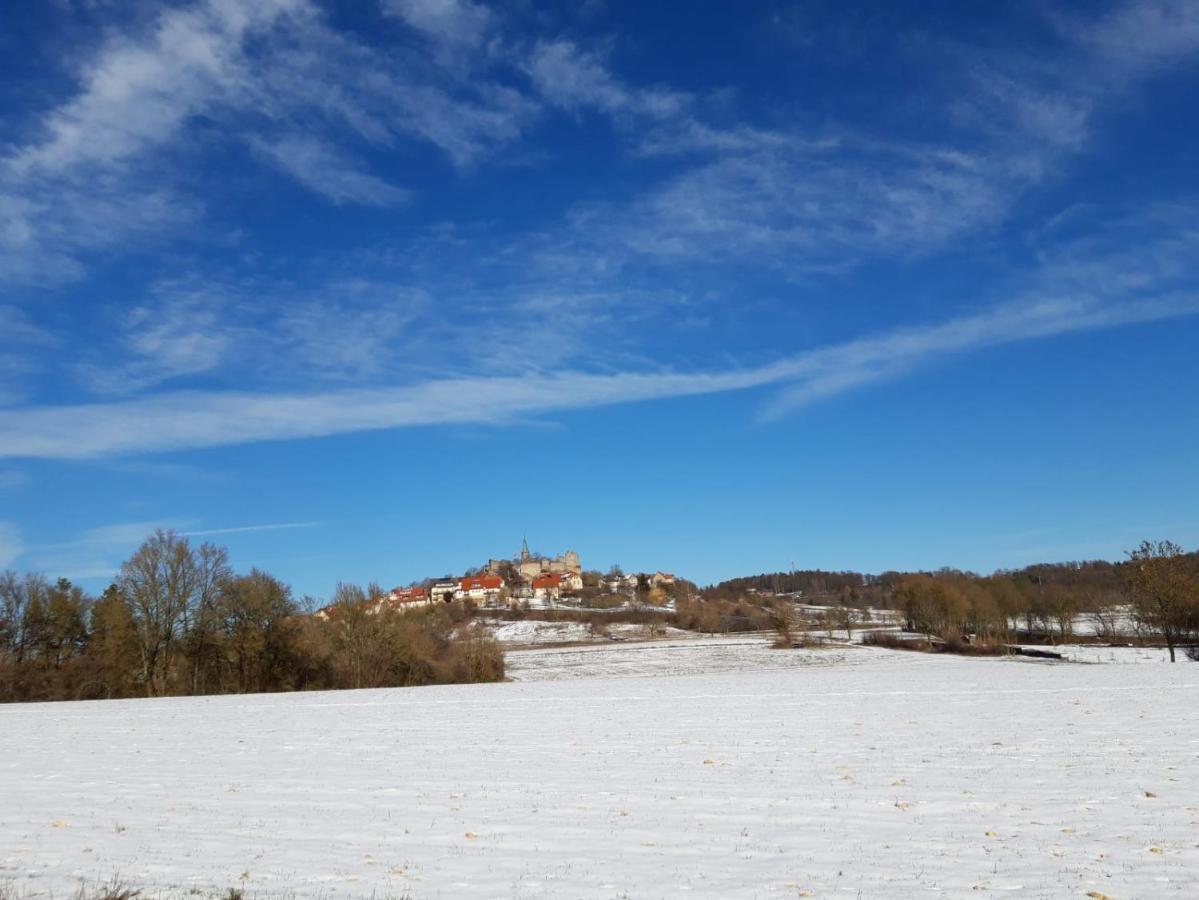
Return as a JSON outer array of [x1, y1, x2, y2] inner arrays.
[[458, 575, 506, 604]]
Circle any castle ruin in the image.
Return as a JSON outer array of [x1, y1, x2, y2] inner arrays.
[[487, 539, 581, 581]]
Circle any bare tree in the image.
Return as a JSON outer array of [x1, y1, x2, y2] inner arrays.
[[0, 571, 48, 664], [327, 581, 372, 689], [219, 569, 298, 694], [182, 542, 232, 694], [1124, 540, 1199, 663], [117, 529, 202, 695], [1, 572, 49, 699]]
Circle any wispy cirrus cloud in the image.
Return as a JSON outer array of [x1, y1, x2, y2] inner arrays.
[[8, 520, 163, 584], [0, 469, 31, 492], [251, 135, 411, 207], [1, 305, 59, 404], [524, 39, 690, 121], [33, 518, 320, 550], [759, 293, 1197, 419], [1072, 0, 1199, 77], [8, 2, 301, 178], [600, 141, 1008, 272], [4, 0, 1197, 446], [384, 0, 494, 51], [9, 198, 1196, 460], [2, 286, 1194, 461], [76, 291, 238, 395], [517, 0, 1199, 277], [7, 0, 1194, 290], [0, 0, 298, 284], [0, 0, 537, 284], [11, 519, 320, 582], [71, 277, 434, 396], [0, 522, 24, 568], [181, 521, 321, 538]]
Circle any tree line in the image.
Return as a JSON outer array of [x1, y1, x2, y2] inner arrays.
[[709, 541, 1199, 660], [894, 541, 1199, 659], [0, 529, 504, 704]]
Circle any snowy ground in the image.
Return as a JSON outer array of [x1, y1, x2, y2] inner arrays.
[[506, 635, 867, 681], [488, 620, 597, 645], [488, 620, 700, 647], [1017, 644, 1177, 665], [3, 641, 1198, 899]]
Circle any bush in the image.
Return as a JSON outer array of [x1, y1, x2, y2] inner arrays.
[[862, 631, 938, 652], [674, 597, 777, 633], [861, 630, 1008, 656]]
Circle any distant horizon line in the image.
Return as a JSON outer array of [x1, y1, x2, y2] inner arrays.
[[15, 534, 1193, 595]]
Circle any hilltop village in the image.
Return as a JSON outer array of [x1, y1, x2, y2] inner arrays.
[[316, 541, 678, 618]]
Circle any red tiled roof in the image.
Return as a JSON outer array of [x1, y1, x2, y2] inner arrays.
[[460, 575, 504, 590], [382, 586, 431, 604]]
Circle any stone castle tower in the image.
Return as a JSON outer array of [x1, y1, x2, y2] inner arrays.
[[488, 540, 581, 580]]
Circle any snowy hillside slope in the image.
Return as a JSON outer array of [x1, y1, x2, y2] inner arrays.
[[506, 635, 874, 681], [2, 645, 1197, 898]]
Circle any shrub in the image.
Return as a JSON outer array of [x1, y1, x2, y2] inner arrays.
[[862, 630, 1008, 656]]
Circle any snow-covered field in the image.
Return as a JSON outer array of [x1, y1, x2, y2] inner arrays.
[[1017, 644, 1177, 665], [3, 640, 1198, 898], [489, 620, 706, 648], [488, 619, 597, 645], [506, 635, 869, 681]]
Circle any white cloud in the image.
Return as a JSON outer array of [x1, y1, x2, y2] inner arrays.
[[5, 0, 1190, 291], [252, 135, 411, 206], [273, 289, 429, 381], [10, 518, 316, 582], [613, 142, 1009, 270], [1, 291, 1193, 461], [181, 521, 320, 537], [71, 277, 435, 397], [1074, 0, 1199, 78], [76, 290, 240, 394], [385, 0, 493, 50], [0, 470, 31, 492], [525, 39, 689, 120], [0, 306, 56, 347], [0, 306, 59, 404], [72, 521, 175, 548], [0, 522, 24, 568], [522, 0, 1199, 276], [10, 1, 303, 177], [759, 293, 1198, 419], [16, 520, 169, 582], [0, 1, 299, 284], [0, 179, 199, 286], [0, 0, 538, 283]]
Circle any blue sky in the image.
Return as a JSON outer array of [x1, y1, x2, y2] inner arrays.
[[1, 0, 1197, 597]]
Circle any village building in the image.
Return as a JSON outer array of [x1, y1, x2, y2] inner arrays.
[[377, 586, 430, 611], [604, 573, 637, 594], [531, 571, 583, 601], [310, 548, 677, 619], [488, 539, 581, 581], [313, 584, 433, 619], [531, 574, 561, 601], [457, 575, 506, 604], [430, 581, 458, 603], [604, 571, 675, 594]]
